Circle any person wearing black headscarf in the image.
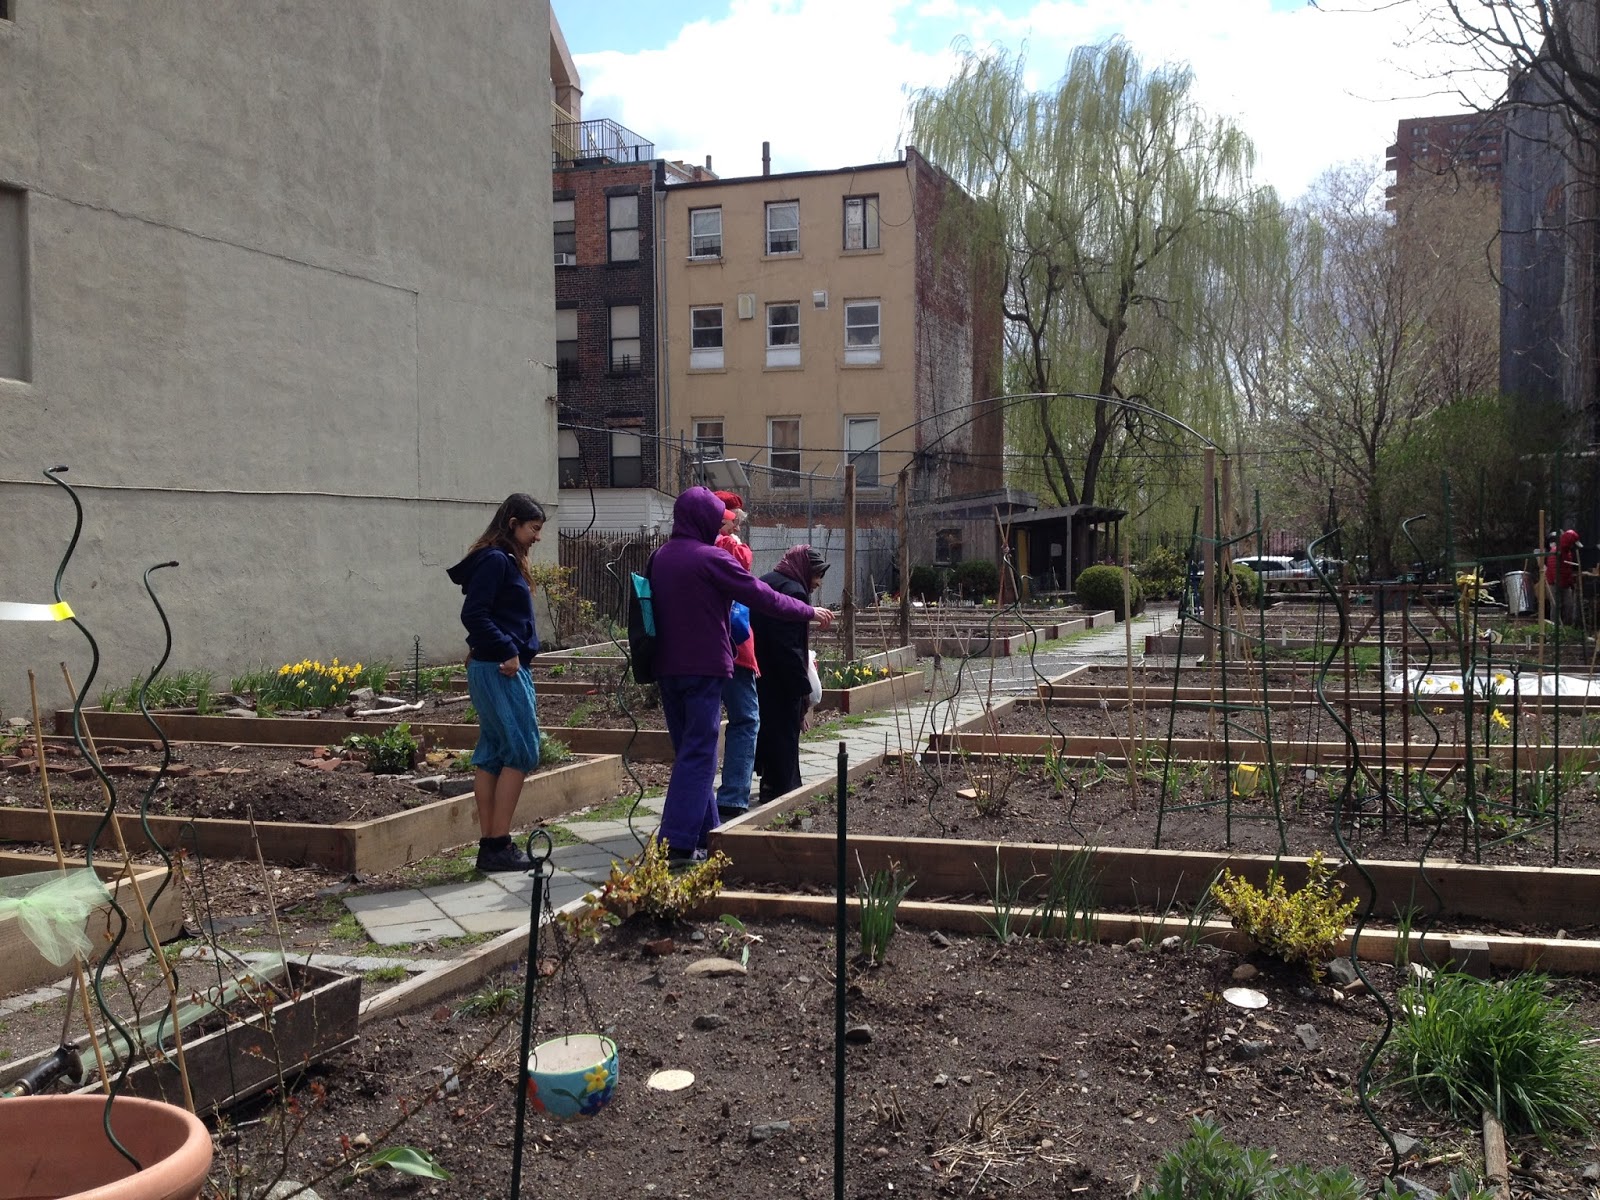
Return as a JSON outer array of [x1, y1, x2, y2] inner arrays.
[[751, 544, 830, 804]]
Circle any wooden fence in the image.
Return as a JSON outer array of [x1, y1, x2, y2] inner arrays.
[[558, 529, 666, 625]]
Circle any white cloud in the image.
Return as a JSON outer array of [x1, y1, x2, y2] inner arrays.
[[574, 0, 1500, 199]]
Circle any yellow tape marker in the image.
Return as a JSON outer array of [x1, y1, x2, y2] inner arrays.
[[0, 600, 74, 621]]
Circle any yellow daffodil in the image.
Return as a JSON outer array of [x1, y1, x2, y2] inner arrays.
[[1491, 710, 1510, 730], [1447, 681, 1461, 692]]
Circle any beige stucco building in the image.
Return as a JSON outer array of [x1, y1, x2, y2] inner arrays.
[[0, 3, 560, 714], [659, 150, 1003, 521]]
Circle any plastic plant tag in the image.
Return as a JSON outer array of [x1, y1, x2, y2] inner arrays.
[[0, 869, 112, 965], [1230, 763, 1260, 798]]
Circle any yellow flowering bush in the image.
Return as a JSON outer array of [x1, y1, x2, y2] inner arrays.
[[597, 837, 729, 922], [821, 661, 895, 689], [255, 657, 373, 710], [1210, 852, 1358, 979]]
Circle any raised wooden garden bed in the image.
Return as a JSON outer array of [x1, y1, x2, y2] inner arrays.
[[817, 666, 927, 715], [0, 959, 358, 1113], [0, 754, 626, 873], [52, 708, 679, 762], [1, 852, 185, 998]]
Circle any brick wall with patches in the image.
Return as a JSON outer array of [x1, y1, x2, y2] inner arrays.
[[910, 147, 1005, 503], [553, 161, 661, 489]]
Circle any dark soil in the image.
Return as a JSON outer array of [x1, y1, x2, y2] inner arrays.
[[1, 742, 582, 826], [200, 914, 1600, 1198], [777, 753, 1600, 875]]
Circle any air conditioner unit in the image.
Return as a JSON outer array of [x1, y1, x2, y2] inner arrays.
[[812, 290, 829, 309], [554, 252, 576, 267], [737, 293, 756, 320]]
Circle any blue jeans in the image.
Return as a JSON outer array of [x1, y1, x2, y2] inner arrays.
[[658, 674, 724, 853], [716, 667, 759, 813]]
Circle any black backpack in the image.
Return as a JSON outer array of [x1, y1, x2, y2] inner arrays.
[[626, 554, 658, 684]]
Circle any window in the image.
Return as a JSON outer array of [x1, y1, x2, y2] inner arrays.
[[694, 419, 725, 460], [689, 305, 724, 370], [610, 431, 644, 487], [765, 200, 799, 255], [689, 207, 722, 258], [558, 429, 583, 487], [553, 198, 576, 263], [556, 308, 579, 381], [845, 416, 879, 487], [0, 186, 26, 382], [844, 195, 879, 250], [844, 299, 881, 365], [609, 304, 641, 373], [768, 418, 801, 488], [936, 528, 964, 566], [766, 302, 799, 367], [608, 193, 639, 262]]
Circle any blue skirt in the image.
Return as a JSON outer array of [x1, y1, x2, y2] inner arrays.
[[466, 659, 541, 774]]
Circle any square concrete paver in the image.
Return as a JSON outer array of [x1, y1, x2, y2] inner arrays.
[[344, 891, 439, 924], [427, 882, 531, 919], [364, 916, 465, 946], [453, 910, 529, 935]]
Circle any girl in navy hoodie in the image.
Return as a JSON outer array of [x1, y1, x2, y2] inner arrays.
[[446, 493, 545, 872]]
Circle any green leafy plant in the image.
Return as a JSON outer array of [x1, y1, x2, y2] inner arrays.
[[1139, 1119, 1401, 1199], [908, 564, 947, 601], [950, 558, 1000, 599], [1073, 565, 1144, 619], [978, 848, 1035, 944], [540, 735, 573, 766], [1036, 847, 1098, 942], [597, 836, 730, 922], [456, 982, 519, 1017], [715, 913, 761, 966], [1209, 852, 1358, 978], [342, 723, 419, 774], [856, 858, 915, 965], [101, 668, 215, 714], [1134, 544, 1187, 600], [1383, 970, 1600, 1139], [548, 662, 568, 677], [342, 1145, 450, 1185]]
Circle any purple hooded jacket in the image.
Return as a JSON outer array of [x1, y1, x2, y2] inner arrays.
[[650, 487, 816, 678]]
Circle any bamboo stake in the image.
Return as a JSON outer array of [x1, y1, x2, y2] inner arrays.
[[1480, 1109, 1510, 1200], [60, 663, 196, 1114], [1122, 541, 1138, 811], [27, 669, 112, 1094], [246, 806, 292, 976]]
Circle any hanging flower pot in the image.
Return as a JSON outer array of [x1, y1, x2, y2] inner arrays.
[[0, 1094, 212, 1200], [526, 1033, 618, 1120]]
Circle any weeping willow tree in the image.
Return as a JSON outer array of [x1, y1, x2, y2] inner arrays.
[[908, 41, 1289, 566]]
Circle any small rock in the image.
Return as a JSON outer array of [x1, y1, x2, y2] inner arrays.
[[844, 1024, 873, 1044], [957, 1074, 973, 1086], [689, 930, 706, 943], [932, 1073, 950, 1088], [1159, 935, 1183, 952], [928, 930, 952, 948], [412, 775, 449, 792], [223, 707, 257, 718], [431, 1005, 451, 1023], [5, 717, 29, 729], [1122, 937, 1143, 952], [1581, 1163, 1600, 1184], [750, 1120, 792, 1142], [1324, 1067, 1351, 1084], [1391, 1178, 1440, 1200], [693, 1013, 729, 1031], [351, 687, 376, 702], [1294, 1024, 1321, 1052], [685, 957, 746, 978], [643, 937, 676, 957], [264, 1183, 324, 1200], [1392, 1132, 1424, 1160], [349, 1133, 371, 1149], [1231, 1039, 1270, 1061], [1231, 964, 1259, 982], [1326, 957, 1360, 987], [1407, 961, 1434, 985]]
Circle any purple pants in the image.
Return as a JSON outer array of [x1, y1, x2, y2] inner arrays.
[[658, 674, 725, 852]]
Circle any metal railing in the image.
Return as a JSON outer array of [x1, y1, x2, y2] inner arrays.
[[552, 118, 656, 168]]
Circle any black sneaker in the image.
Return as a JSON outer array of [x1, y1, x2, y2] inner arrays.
[[717, 805, 748, 825], [476, 843, 532, 873], [665, 845, 701, 874]]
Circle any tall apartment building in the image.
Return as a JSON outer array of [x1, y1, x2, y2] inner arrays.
[[659, 149, 1004, 528], [1385, 110, 1505, 205]]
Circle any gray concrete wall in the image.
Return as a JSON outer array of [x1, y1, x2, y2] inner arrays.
[[0, 3, 558, 714]]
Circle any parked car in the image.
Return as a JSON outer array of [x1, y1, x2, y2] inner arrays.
[[1233, 555, 1317, 592]]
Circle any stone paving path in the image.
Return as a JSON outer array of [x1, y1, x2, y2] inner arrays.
[[343, 606, 1181, 945]]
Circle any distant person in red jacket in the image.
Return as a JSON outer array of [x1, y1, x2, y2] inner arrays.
[[713, 496, 761, 823], [1546, 528, 1583, 626]]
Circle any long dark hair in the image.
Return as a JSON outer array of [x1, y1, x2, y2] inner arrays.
[[468, 493, 546, 586]]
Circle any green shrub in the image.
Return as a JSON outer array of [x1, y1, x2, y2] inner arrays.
[[1383, 971, 1600, 1138], [1138, 1119, 1365, 1199], [540, 735, 573, 766], [908, 564, 947, 601], [1073, 565, 1144, 619], [950, 558, 1000, 599], [1210, 852, 1357, 979], [1226, 563, 1262, 607], [1135, 545, 1187, 601], [342, 723, 419, 774]]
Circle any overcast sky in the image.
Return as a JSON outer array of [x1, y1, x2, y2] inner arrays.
[[554, 0, 1499, 202]]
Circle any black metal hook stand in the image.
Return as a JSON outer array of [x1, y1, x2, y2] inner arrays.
[[508, 828, 554, 1199]]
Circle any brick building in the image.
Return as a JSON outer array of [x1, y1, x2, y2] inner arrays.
[[1385, 110, 1505, 206]]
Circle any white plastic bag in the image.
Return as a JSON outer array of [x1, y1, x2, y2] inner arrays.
[[806, 649, 823, 708]]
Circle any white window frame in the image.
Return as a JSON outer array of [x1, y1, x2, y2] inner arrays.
[[556, 308, 579, 380], [843, 194, 879, 251], [694, 418, 725, 461], [558, 428, 583, 487], [610, 430, 643, 487], [765, 200, 799, 255], [553, 198, 576, 262], [689, 305, 724, 370], [844, 299, 881, 365], [845, 416, 880, 487], [609, 304, 642, 374], [689, 206, 722, 258], [766, 302, 800, 368], [607, 193, 640, 262], [768, 417, 801, 488]]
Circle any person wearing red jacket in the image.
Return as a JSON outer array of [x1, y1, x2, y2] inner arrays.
[[1546, 528, 1583, 626], [715, 505, 761, 823]]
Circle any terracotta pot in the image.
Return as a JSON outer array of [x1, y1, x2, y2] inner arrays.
[[0, 1094, 212, 1200]]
